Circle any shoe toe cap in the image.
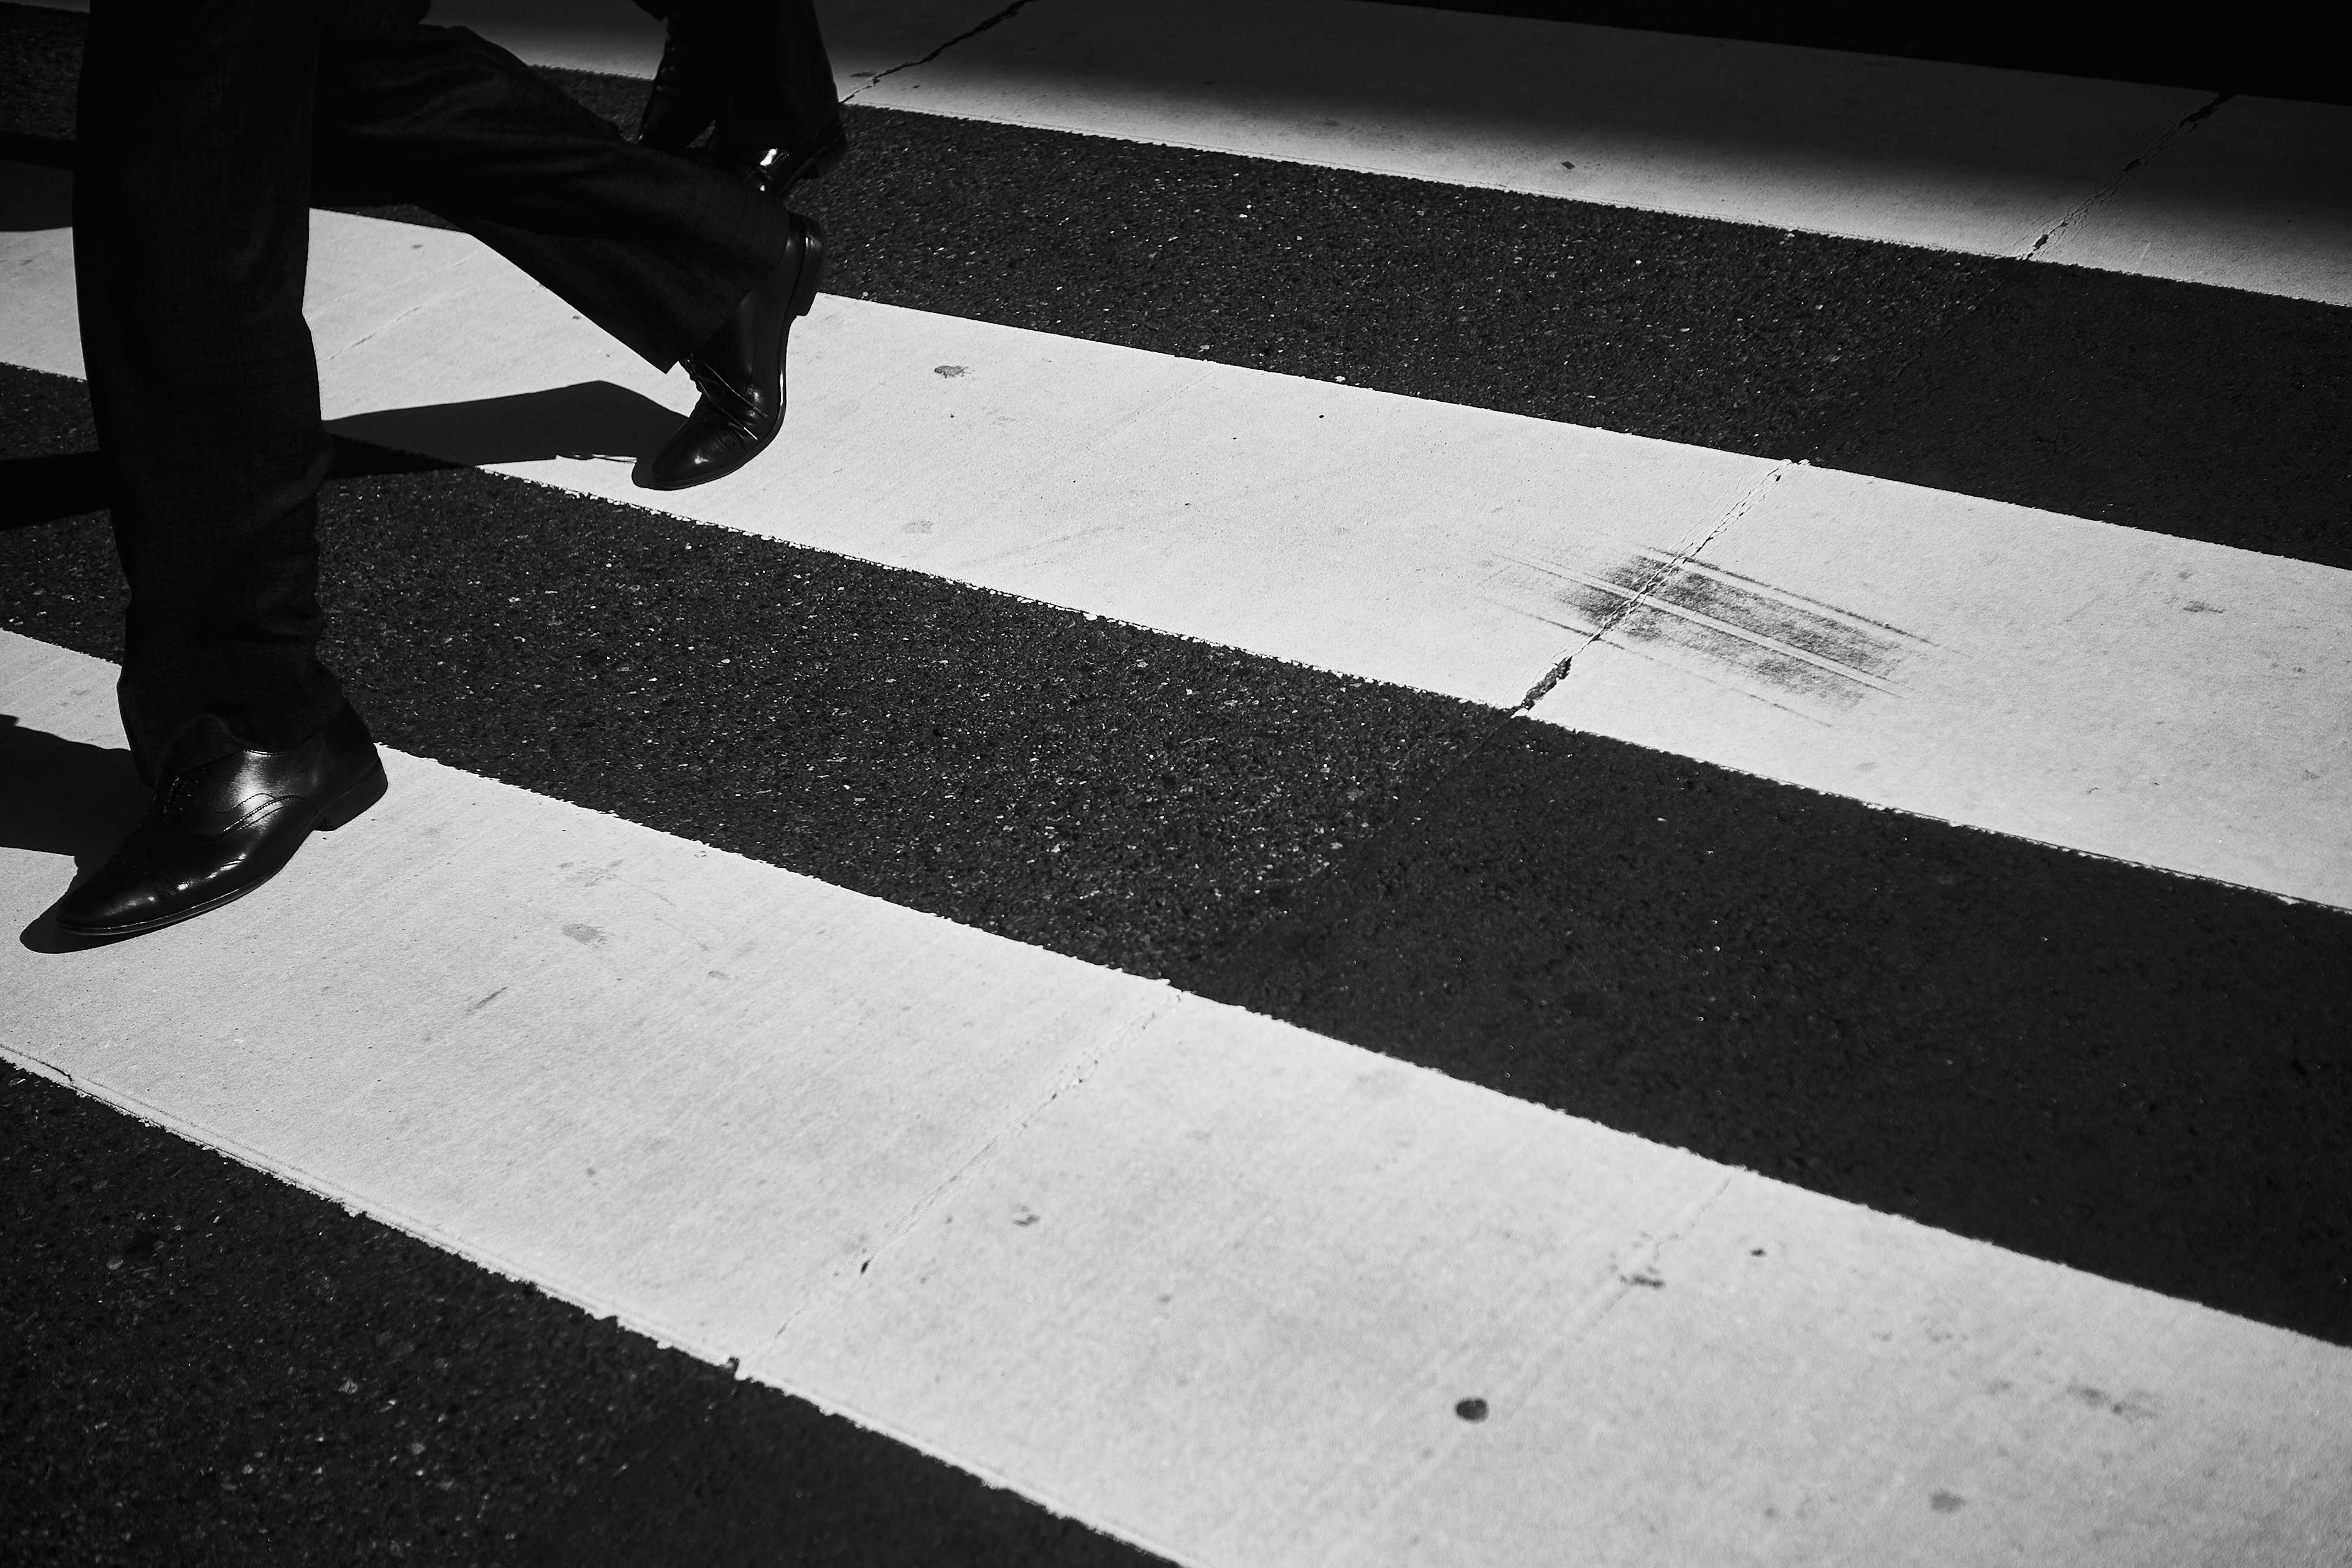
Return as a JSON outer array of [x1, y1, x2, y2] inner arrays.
[[53, 857, 176, 933], [637, 412, 762, 491]]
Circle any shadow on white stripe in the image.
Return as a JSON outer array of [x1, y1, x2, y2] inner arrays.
[[20, 0, 2349, 300], [422, 0, 2351, 303], [858, 0, 2202, 255], [3, 200, 2344, 908], [6, 628, 2348, 1567], [0, 0, 1005, 85], [2035, 94, 2352, 304], [431, 0, 1012, 86]]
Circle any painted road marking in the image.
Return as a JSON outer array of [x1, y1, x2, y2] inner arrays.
[[431, 0, 1008, 88], [2034, 94, 2352, 304], [427, 0, 2350, 303], [6, 628, 2346, 1567], [16, 0, 2342, 298], [853, 0, 2201, 257], [3, 203, 2345, 907]]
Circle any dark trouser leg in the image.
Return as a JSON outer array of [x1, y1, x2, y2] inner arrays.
[[713, 0, 841, 156], [75, 0, 344, 784], [633, 0, 842, 157], [77, 0, 795, 790], [319, 0, 795, 369]]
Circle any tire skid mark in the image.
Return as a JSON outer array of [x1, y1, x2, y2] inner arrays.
[[1485, 544, 1934, 715]]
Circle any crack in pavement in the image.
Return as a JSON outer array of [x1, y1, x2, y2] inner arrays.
[[846, 0, 1045, 100]]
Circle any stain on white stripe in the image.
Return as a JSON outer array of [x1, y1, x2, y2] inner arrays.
[[6, 630, 2347, 1566], [3, 208, 2346, 908]]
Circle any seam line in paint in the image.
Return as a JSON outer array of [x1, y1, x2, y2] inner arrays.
[[753, 989, 1178, 1351], [2022, 90, 2234, 260], [848, 0, 1045, 100], [1507, 459, 1795, 715]]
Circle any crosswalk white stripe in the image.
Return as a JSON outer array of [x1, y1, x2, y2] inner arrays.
[[442, 0, 2352, 305], [18, 0, 2346, 301], [1524, 463, 2352, 913], [853, 0, 2204, 254], [9, 202, 2345, 909], [0, 630, 1169, 1364], [431, 0, 1008, 90], [2029, 93, 2352, 303], [6, 627, 2346, 1566]]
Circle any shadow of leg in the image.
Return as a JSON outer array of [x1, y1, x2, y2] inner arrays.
[[0, 157, 74, 233], [0, 437, 455, 535], [1, 715, 151, 952], [0, 451, 109, 532], [328, 382, 687, 467]]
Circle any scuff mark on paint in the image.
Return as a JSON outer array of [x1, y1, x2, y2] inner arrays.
[[1486, 543, 1932, 717], [562, 922, 607, 946], [2066, 1383, 2162, 1423], [464, 987, 507, 1014]]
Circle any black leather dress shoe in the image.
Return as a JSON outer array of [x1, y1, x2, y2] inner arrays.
[[712, 119, 848, 198], [53, 706, 388, 938], [638, 210, 827, 492]]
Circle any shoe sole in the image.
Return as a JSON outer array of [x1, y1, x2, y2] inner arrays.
[[786, 213, 827, 320], [51, 760, 391, 939]]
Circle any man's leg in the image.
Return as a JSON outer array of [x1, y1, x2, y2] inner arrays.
[[75, 0, 344, 783], [635, 0, 846, 194], [711, 0, 842, 165], [318, 0, 796, 371], [315, 0, 827, 488], [62, 0, 390, 938]]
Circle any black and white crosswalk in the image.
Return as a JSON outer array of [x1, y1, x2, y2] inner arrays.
[[5, 1, 2351, 1562]]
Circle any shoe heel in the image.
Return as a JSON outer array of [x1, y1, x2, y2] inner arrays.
[[318, 761, 388, 831], [791, 216, 827, 318]]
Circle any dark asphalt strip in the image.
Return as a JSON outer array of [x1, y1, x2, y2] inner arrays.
[[780, 103, 2000, 466], [1186, 719, 2352, 1348], [570, 71, 2352, 575], [0, 362, 1496, 984], [0, 2, 76, 146], [8, 2, 2348, 567], [0, 1069, 1168, 1568], [7, 359, 2350, 1349], [1811, 263, 2352, 568]]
